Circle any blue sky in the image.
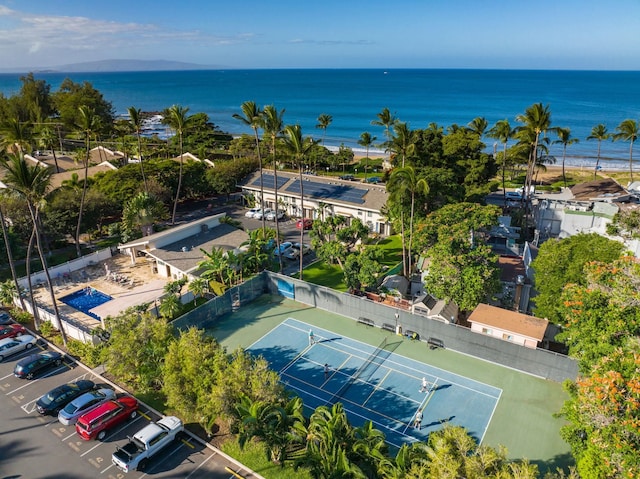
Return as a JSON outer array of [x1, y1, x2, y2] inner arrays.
[[1, 0, 639, 70]]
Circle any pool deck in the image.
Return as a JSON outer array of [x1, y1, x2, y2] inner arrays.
[[32, 253, 168, 329]]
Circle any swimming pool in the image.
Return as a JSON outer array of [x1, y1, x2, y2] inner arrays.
[[60, 288, 112, 320]]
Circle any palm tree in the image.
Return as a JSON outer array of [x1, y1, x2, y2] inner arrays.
[[37, 124, 61, 173], [587, 124, 611, 179], [127, 107, 148, 193], [0, 118, 33, 157], [283, 124, 315, 280], [515, 103, 553, 199], [387, 166, 429, 276], [236, 394, 304, 464], [165, 104, 192, 224], [0, 154, 68, 346], [122, 192, 168, 237], [315, 113, 333, 173], [261, 105, 285, 273], [371, 107, 397, 161], [614, 119, 639, 182], [233, 101, 266, 233], [0, 195, 25, 309], [487, 119, 515, 201], [554, 127, 579, 187], [357, 132, 376, 181], [467, 116, 489, 137], [74, 105, 101, 258], [158, 294, 181, 319], [187, 277, 208, 305], [241, 228, 275, 274], [316, 113, 333, 147], [389, 122, 417, 168], [197, 246, 228, 287]]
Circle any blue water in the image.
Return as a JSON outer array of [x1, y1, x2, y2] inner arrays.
[[1, 69, 639, 166], [60, 288, 112, 320]]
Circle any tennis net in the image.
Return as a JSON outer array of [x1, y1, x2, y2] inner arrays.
[[327, 337, 388, 406]]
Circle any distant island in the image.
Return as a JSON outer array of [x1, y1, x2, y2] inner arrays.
[[11, 59, 224, 74]]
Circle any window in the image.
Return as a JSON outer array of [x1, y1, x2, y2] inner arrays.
[[481, 327, 493, 335], [502, 333, 514, 341], [367, 211, 372, 217]]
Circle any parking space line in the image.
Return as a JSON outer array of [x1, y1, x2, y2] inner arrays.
[[185, 450, 217, 479], [138, 441, 185, 478], [80, 413, 145, 457], [5, 365, 69, 396]]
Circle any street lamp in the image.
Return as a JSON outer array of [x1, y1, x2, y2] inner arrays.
[[326, 166, 329, 176], [394, 312, 400, 335]]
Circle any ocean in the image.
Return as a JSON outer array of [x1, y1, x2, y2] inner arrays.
[[1, 69, 639, 169]]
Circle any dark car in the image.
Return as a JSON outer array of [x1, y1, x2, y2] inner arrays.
[[0, 324, 26, 340], [14, 351, 63, 379], [365, 176, 380, 184], [339, 174, 355, 181], [0, 312, 12, 325], [36, 380, 95, 415]]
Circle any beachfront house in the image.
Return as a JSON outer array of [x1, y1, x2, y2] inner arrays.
[[239, 171, 391, 235], [467, 303, 548, 349]]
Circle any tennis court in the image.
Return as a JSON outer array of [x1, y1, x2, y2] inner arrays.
[[248, 318, 501, 448]]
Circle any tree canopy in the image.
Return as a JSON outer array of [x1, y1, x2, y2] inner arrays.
[[531, 233, 625, 323]]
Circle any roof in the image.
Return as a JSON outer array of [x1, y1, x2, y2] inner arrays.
[[570, 179, 628, 201], [49, 161, 118, 189], [89, 146, 124, 164], [381, 274, 410, 295], [468, 303, 548, 341], [240, 170, 388, 212], [146, 222, 249, 275], [497, 256, 526, 283]]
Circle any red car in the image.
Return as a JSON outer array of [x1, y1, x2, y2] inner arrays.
[[75, 396, 138, 441], [296, 218, 313, 230], [0, 324, 26, 340]]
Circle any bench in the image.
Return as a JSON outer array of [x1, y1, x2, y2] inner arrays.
[[405, 330, 420, 341], [427, 337, 445, 350], [357, 317, 375, 327], [381, 323, 395, 332]]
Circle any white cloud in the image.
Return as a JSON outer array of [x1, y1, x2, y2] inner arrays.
[[0, 7, 252, 67]]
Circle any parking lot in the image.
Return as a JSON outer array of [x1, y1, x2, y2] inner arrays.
[[0, 335, 261, 479]]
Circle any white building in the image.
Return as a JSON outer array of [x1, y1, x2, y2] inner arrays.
[[239, 171, 391, 235]]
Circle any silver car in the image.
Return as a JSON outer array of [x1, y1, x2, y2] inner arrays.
[[58, 388, 117, 426], [0, 335, 37, 362]]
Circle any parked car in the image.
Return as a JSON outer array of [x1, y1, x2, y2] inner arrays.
[[36, 380, 96, 415], [112, 416, 184, 473], [0, 335, 37, 362], [339, 174, 355, 181], [244, 207, 261, 218], [265, 209, 285, 221], [273, 241, 293, 257], [14, 351, 63, 379], [0, 324, 26, 340], [505, 191, 523, 200], [253, 208, 273, 220], [365, 176, 380, 184], [0, 312, 12, 325], [296, 218, 313, 230], [75, 395, 139, 441], [58, 388, 117, 426], [284, 243, 311, 260]]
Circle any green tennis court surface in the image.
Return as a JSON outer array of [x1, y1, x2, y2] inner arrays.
[[248, 318, 501, 448]]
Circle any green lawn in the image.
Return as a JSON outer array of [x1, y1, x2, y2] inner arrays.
[[302, 234, 403, 291]]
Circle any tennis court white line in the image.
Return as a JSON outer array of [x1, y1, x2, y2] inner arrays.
[[283, 318, 502, 400], [479, 388, 503, 445], [281, 376, 410, 450], [293, 354, 423, 407]]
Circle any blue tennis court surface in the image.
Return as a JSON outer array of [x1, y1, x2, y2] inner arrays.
[[248, 318, 502, 448]]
